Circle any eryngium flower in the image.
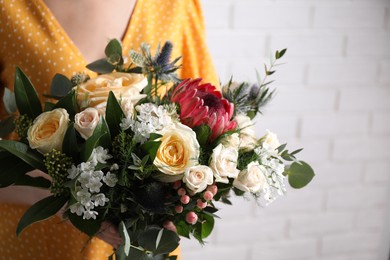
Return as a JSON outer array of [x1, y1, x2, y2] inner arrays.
[[171, 78, 236, 140]]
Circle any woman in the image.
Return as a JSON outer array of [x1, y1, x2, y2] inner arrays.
[[0, 0, 218, 258]]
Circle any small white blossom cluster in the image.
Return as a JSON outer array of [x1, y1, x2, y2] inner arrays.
[[254, 146, 286, 205], [120, 103, 175, 143], [67, 147, 118, 220]]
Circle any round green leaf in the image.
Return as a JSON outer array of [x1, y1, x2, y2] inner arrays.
[[287, 161, 315, 189]]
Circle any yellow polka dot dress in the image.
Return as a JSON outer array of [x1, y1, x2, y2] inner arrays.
[[0, 0, 218, 259]]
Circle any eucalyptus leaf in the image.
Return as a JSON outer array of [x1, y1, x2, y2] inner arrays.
[[0, 140, 46, 171], [287, 161, 315, 189], [106, 91, 125, 138], [3, 88, 17, 114], [119, 221, 131, 256], [86, 58, 115, 74], [14, 67, 42, 119], [67, 210, 103, 237], [0, 116, 15, 137], [16, 194, 68, 236], [50, 73, 73, 98], [105, 39, 122, 58]]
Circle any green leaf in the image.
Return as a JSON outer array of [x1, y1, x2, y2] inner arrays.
[[62, 123, 79, 161], [50, 74, 73, 98], [44, 101, 56, 111], [277, 143, 287, 153], [106, 91, 125, 138], [67, 210, 102, 237], [277, 48, 287, 59], [86, 58, 115, 74], [0, 140, 46, 171], [0, 116, 15, 137], [194, 214, 214, 240], [54, 90, 77, 119], [0, 154, 33, 187], [138, 227, 180, 255], [16, 194, 68, 236], [140, 134, 162, 162], [105, 39, 122, 58], [118, 221, 131, 256], [287, 161, 315, 189], [175, 220, 190, 239], [14, 175, 51, 189], [14, 67, 42, 119], [193, 125, 211, 146], [3, 88, 17, 114], [81, 117, 111, 161]]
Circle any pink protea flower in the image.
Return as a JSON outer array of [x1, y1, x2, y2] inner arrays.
[[171, 78, 237, 140]]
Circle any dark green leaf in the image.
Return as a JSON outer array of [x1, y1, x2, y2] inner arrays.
[[54, 90, 77, 119], [62, 123, 79, 161], [138, 227, 180, 255], [50, 73, 72, 98], [3, 88, 17, 114], [291, 148, 303, 155], [193, 125, 211, 146], [0, 140, 46, 171], [14, 67, 42, 119], [86, 58, 115, 74], [67, 210, 102, 237], [266, 70, 275, 76], [118, 221, 131, 256], [277, 143, 287, 153], [44, 101, 56, 111], [127, 67, 143, 74], [277, 49, 287, 59], [106, 91, 125, 138], [141, 136, 161, 162], [0, 116, 15, 137], [199, 214, 214, 239], [175, 220, 190, 239], [81, 117, 111, 161], [287, 161, 315, 189], [16, 194, 68, 236], [105, 39, 122, 58], [14, 175, 51, 189], [0, 154, 33, 187]]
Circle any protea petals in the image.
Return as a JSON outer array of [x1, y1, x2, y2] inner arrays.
[[171, 78, 237, 140]]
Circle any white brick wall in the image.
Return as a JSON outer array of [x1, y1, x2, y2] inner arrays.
[[181, 0, 390, 259]]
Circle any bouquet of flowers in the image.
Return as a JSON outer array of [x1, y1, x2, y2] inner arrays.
[[0, 39, 314, 259]]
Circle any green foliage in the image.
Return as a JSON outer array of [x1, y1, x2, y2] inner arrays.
[[117, 221, 131, 258], [43, 150, 73, 196], [138, 227, 180, 256], [62, 123, 79, 161], [140, 133, 162, 163], [105, 39, 123, 66], [286, 161, 315, 188], [67, 210, 103, 237], [193, 213, 214, 242], [14, 67, 42, 119], [106, 91, 125, 137], [0, 116, 15, 138], [193, 125, 211, 147], [0, 140, 46, 171], [3, 87, 17, 114], [16, 194, 68, 236], [81, 117, 111, 161], [70, 73, 90, 87], [53, 90, 77, 119], [14, 175, 51, 189], [14, 114, 32, 141], [49, 73, 73, 99], [86, 58, 116, 74], [0, 152, 33, 188]]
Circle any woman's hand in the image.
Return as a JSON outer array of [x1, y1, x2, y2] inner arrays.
[[96, 221, 123, 249]]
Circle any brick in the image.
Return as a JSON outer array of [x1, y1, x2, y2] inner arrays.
[[326, 186, 388, 210], [267, 88, 337, 112], [372, 112, 390, 134], [182, 242, 250, 260], [211, 58, 230, 83], [307, 60, 378, 86], [289, 212, 355, 237], [318, 252, 380, 260], [379, 60, 390, 85], [287, 139, 331, 164], [233, 5, 311, 28], [270, 32, 344, 57], [332, 137, 390, 161], [346, 32, 390, 57], [309, 162, 364, 188], [322, 231, 381, 255], [201, 1, 231, 29], [254, 113, 299, 139], [313, 7, 386, 28], [207, 31, 267, 59], [251, 238, 318, 260], [356, 209, 387, 229], [338, 88, 390, 111], [226, 58, 271, 83], [213, 196, 254, 219], [301, 113, 370, 138], [364, 161, 390, 183]]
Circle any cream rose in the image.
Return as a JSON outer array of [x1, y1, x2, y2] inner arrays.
[[220, 133, 240, 150], [74, 107, 100, 140], [76, 72, 147, 114], [183, 165, 214, 193], [154, 123, 200, 181], [27, 108, 69, 154], [262, 130, 280, 151], [233, 161, 268, 193], [235, 114, 257, 151], [210, 143, 240, 184]]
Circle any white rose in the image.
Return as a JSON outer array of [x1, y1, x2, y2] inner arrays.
[[220, 133, 240, 150], [120, 97, 135, 118], [262, 130, 280, 151], [235, 114, 257, 151], [27, 108, 69, 154], [233, 161, 268, 193], [183, 165, 214, 193], [76, 72, 147, 114], [154, 123, 200, 181], [210, 143, 240, 184], [74, 107, 100, 140]]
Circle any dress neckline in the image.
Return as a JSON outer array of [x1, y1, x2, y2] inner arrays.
[[35, 0, 139, 63]]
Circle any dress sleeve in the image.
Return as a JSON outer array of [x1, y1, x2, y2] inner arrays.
[[179, 0, 220, 88]]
